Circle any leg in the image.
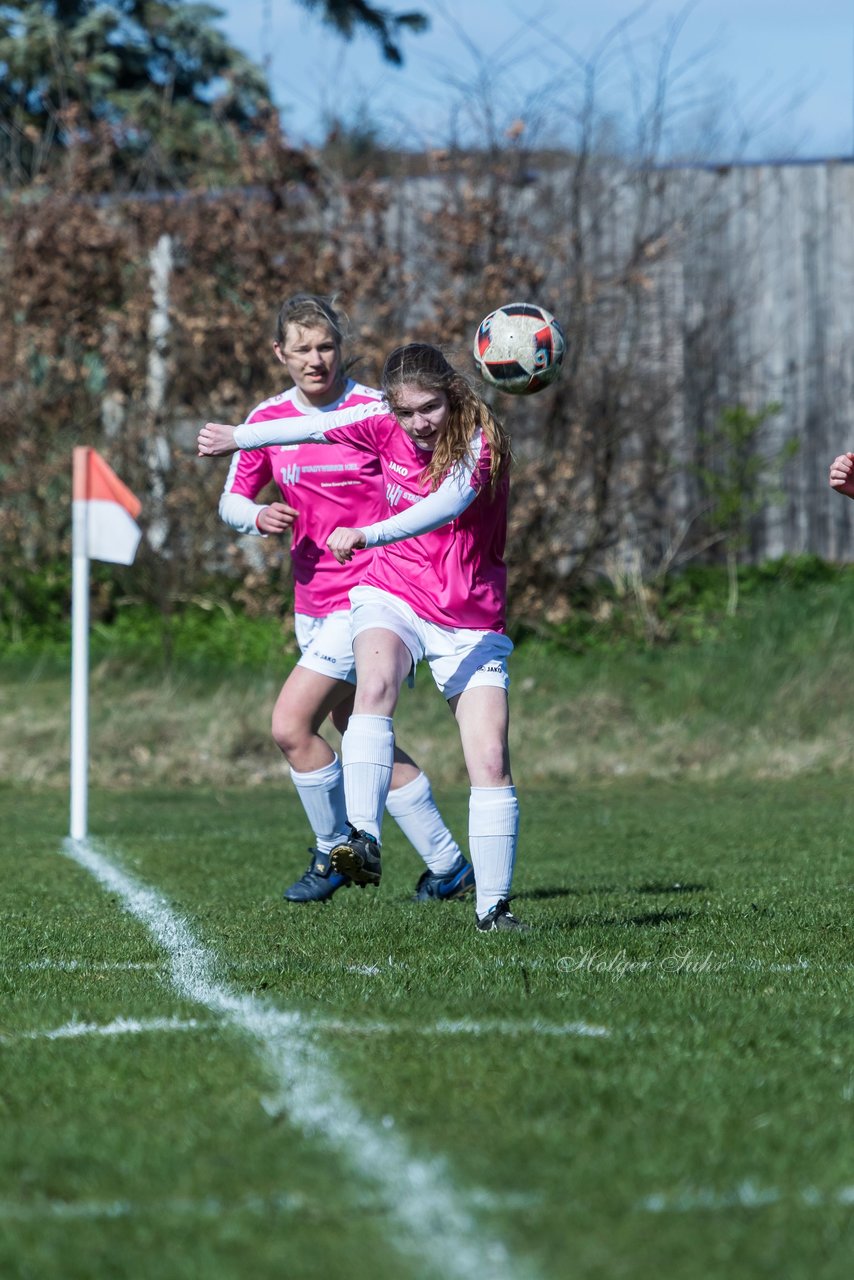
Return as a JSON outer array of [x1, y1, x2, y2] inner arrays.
[[272, 666, 355, 903], [272, 664, 354, 773], [385, 759, 473, 898], [451, 684, 512, 789], [330, 628, 412, 885], [325, 638, 469, 898], [451, 686, 526, 930], [351, 626, 412, 717]]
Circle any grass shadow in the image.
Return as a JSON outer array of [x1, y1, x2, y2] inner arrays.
[[576, 908, 696, 928], [514, 885, 583, 902], [636, 881, 709, 894]]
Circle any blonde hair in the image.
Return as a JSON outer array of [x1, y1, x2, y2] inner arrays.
[[381, 344, 510, 494], [275, 293, 346, 348]]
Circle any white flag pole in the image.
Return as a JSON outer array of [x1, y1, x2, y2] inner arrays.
[[69, 447, 142, 839], [70, 451, 90, 841]]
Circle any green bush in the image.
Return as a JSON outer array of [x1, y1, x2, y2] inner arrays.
[[511, 555, 852, 654], [5, 555, 853, 670]]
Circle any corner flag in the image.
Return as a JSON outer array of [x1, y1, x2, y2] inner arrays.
[[72, 446, 142, 565], [70, 448, 142, 840]]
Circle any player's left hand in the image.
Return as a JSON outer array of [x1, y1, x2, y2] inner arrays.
[[198, 423, 239, 456], [327, 526, 367, 564]]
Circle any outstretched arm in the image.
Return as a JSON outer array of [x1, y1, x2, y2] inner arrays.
[[198, 418, 328, 456], [829, 452, 854, 499], [197, 400, 383, 457]]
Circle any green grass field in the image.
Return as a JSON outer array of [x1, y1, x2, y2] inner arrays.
[[5, 566, 854, 1277], [3, 775, 853, 1279]]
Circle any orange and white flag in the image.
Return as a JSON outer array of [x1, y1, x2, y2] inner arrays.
[[72, 446, 142, 565]]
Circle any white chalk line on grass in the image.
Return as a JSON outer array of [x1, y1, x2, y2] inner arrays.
[[59, 838, 539, 1280], [640, 1180, 854, 1213], [321, 1017, 610, 1038], [12, 1177, 853, 1227], [5, 1012, 608, 1045], [7, 1015, 206, 1042], [0, 1191, 306, 1223], [0, 1186, 542, 1225], [18, 959, 161, 972]]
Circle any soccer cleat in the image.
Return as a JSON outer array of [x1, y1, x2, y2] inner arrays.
[[475, 899, 530, 932], [283, 848, 350, 903], [329, 828, 382, 888], [412, 859, 476, 902]]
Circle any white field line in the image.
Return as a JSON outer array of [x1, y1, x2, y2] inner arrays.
[[9, 1016, 205, 1042], [641, 1181, 854, 1212], [18, 959, 161, 972], [5, 1013, 608, 1045], [317, 1017, 610, 1038], [0, 1187, 542, 1224], [11, 1178, 854, 1226], [0, 1190, 306, 1222], [59, 837, 538, 1280]]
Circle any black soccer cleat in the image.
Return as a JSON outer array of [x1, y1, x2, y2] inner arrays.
[[475, 899, 530, 932], [412, 858, 475, 902], [329, 828, 382, 888], [283, 848, 350, 903]]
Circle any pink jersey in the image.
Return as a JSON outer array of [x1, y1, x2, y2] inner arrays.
[[221, 382, 385, 615], [322, 413, 509, 632]]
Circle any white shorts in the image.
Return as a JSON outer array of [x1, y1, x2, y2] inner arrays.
[[348, 585, 513, 700], [294, 610, 356, 685]]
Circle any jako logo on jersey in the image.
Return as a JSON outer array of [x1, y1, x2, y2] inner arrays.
[[280, 464, 301, 485], [388, 460, 409, 477], [386, 481, 403, 506]]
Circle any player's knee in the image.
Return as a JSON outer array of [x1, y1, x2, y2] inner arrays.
[[467, 741, 511, 788], [271, 709, 310, 759], [353, 670, 399, 714]]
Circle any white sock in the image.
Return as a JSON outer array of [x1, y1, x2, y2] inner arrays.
[[289, 755, 349, 855], [469, 785, 519, 919], [385, 771, 465, 874], [341, 714, 395, 842]]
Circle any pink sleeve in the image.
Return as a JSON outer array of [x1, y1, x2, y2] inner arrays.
[[224, 447, 274, 499]]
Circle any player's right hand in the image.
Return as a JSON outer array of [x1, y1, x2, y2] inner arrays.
[[257, 502, 298, 534], [829, 451, 854, 498], [198, 423, 239, 456], [327, 526, 367, 564]]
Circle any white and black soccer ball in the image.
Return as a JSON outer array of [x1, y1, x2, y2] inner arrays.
[[473, 302, 566, 395]]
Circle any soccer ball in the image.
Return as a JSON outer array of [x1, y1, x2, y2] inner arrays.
[[473, 302, 566, 395]]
